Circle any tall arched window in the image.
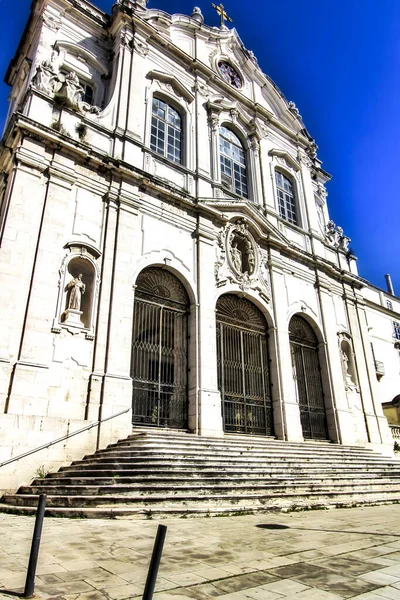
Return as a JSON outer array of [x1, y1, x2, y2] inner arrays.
[[219, 126, 248, 198], [150, 97, 183, 164], [275, 171, 298, 225]]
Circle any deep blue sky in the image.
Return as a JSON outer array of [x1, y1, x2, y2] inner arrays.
[[1, 0, 399, 294]]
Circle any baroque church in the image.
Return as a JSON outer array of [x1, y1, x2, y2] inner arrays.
[[0, 0, 399, 495]]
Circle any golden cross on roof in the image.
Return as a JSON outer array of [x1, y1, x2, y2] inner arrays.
[[211, 3, 233, 27]]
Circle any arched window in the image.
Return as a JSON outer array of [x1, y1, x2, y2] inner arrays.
[[150, 97, 183, 164], [275, 171, 298, 225], [219, 126, 248, 198]]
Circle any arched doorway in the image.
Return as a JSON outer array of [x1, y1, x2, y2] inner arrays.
[[216, 294, 274, 436], [289, 315, 328, 440], [131, 267, 189, 429]]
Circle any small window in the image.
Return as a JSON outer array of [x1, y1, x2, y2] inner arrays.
[[387, 299, 393, 310], [275, 171, 298, 225], [219, 126, 248, 198], [82, 83, 94, 105], [150, 98, 182, 164], [393, 321, 400, 341]]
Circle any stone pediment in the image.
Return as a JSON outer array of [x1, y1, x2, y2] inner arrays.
[[268, 149, 301, 172], [146, 70, 194, 103], [199, 198, 289, 248]]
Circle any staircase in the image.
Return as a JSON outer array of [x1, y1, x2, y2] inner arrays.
[[1, 430, 400, 518]]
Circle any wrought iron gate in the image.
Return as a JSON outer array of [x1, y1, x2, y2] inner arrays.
[[131, 268, 189, 429], [216, 295, 274, 436], [289, 315, 328, 440]]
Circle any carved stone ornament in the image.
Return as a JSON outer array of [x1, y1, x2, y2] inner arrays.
[[215, 219, 270, 301], [32, 48, 61, 95], [326, 220, 351, 252], [191, 6, 204, 23], [133, 39, 149, 57], [32, 50, 102, 115], [288, 101, 301, 119]]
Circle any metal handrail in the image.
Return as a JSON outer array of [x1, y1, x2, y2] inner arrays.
[[0, 407, 131, 469]]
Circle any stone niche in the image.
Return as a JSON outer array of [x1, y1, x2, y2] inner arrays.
[[339, 335, 358, 389], [53, 243, 100, 337]]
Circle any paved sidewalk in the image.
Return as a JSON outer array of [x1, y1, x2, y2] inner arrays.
[[0, 505, 400, 599]]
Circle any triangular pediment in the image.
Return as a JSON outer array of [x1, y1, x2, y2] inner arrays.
[[146, 70, 194, 103], [199, 198, 290, 247]]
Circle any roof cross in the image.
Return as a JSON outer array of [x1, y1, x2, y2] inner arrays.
[[211, 3, 233, 28]]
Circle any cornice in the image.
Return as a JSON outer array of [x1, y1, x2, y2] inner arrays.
[[364, 298, 400, 319], [146, 70, 194, 103]]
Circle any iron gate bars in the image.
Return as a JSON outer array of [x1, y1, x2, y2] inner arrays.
[[131, 268, 189, 430], [216, 294, 273, 436], [289, 315, 328, 440]]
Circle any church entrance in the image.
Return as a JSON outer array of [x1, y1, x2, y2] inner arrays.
[[289, 315, 328, 440], [131, 267, 189, 429], [216, 294, 274, 436]]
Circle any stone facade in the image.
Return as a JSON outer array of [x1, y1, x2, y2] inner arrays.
[[0, 0, 398, 492]]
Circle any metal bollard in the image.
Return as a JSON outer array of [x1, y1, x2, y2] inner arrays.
[[142, 524, 167, 600], [23, 494, 47, 598]]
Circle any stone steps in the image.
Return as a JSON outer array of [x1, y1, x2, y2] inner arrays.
[[1, 429, 400, 518], [4, 486, 400, 507], [79, 450, 395, 462], [15, 479, 400, 496], [29, 473, 400, 486]]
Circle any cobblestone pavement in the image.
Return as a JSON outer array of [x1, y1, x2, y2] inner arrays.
[[1, 505, 400, 599]]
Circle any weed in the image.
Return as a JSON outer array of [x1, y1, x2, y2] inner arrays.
[[76, 122, 88, 141], [50, 120, 70, 137], [35, 465, 48, 479]]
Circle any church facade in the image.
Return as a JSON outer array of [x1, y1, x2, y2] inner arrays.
[[0, 0, 398, 492]]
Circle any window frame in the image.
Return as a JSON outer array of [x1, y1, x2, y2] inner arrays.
[[218, 125, 248, 199], [275, 169, 299, 226], [150, 96, 184, 165]]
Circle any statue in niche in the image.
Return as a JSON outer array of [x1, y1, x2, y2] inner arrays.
[[341, 349, 349, 375], [246, 240, 255, 273], [231, 243, 242, 273], [341, 347, 355, 386], [67, 274, 85, 311]]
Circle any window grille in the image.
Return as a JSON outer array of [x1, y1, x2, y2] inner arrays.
[[393, 321, 400, 341], [219, 126, 248, 198], [150, 98, 182, 164], [275, 171, 298, 225], [387, 299, 393, 310]]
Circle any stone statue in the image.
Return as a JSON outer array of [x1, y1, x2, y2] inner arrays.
[[341, 349, 349, 375], [32, 47, 61, 95], [67, 274, 85, 311], [245, 240, 255, 274], [341, 348, 355, 385], [32, 61, 57, 95], [57, 71, 83, 105], [231, 243, 242, 273]]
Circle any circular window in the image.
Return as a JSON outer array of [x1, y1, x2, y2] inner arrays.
[[218, 61, 242, 89]]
